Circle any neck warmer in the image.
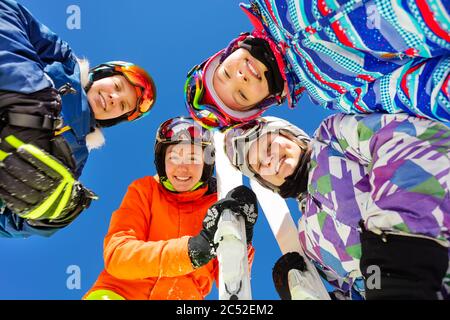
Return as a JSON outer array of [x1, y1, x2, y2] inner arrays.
[[161, 176, 204, 193]]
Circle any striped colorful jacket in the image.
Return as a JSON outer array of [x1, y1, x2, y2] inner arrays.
[[242, 0, 450, 122], [300, 112, 450, 297]]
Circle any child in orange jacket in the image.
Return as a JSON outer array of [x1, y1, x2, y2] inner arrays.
[[84, 117, 257, 300]]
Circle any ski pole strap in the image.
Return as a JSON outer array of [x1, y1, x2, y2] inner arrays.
[[5, 112, 62, 131], [3, 135, 76, 220]]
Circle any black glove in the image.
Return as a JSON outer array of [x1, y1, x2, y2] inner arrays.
[[272, 252, 307, 300], [225, 185, 258, 244], [0, 135, 97, 222], [188, 186, 259, 268], [188, 198, 239, 268]]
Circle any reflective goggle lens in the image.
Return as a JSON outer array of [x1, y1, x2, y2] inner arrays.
[[158, 118, 212, 143], [185, 71, 230, 130]]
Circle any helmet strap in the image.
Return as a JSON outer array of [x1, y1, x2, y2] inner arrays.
[[95, 114, 128, 128]]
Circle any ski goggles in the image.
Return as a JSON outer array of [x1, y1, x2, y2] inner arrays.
[[184, 67, 232, 130], [157, 117, 213, 145], [113, 64, 156, 121], [224, 120, 262, 167]]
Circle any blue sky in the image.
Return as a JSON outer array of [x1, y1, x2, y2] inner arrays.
[[0, 0, 335, 300]]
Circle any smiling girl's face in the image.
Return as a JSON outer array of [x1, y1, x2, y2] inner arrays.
[[213, 48, 270, 111], [165, 143, 204, 192]]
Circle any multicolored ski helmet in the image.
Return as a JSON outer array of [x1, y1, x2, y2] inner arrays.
[[88, 61, 156, 124], [184, 32, 289, 131], [224, 116, 310, 192], [154, 116, 215, 184]]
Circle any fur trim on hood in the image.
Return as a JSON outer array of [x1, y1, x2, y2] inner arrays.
[[78, 58, 90, 88], [85, 126, 106, 151], [77, 58, 105, 151]]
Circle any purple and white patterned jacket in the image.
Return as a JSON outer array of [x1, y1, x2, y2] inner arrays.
[[299, 112, 450, 296]]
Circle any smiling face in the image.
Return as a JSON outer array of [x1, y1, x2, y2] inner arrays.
[[165, 143, 204, 192], [248, 132, 303, 187], [212, 48, 270, 111], [87, 75, 138, 120]]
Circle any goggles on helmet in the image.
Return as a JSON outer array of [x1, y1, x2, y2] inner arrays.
[[113, 64, 156, 121], [157, 116, 213, 146], [184, 65, 234, 131], [91, 62, 156, 122]]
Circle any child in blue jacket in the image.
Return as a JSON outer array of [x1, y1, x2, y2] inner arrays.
[[0, 0, 157, 237]]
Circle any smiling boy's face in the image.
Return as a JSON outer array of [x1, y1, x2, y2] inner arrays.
[[212, 48, 270, 111], [87, 75, 137, 120]]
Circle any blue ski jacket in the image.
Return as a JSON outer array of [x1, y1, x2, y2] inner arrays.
[[0, 0, 96, 237]]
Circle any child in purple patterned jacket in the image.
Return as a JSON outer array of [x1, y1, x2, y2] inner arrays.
[[224, 113, 449, 300]]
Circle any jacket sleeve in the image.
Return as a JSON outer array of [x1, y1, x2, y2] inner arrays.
[[373, 56, 449, 122], [315, 113, 450, 239], [0, 206, 59, 238], [313, 263, 366, 300], [103, 180, 197, 280], [16, 1, 77, 70]]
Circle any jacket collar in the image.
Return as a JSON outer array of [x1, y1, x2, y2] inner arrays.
[[154, 176, 211, 203]]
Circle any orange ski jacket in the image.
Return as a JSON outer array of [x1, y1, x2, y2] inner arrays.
[[85, 176, 254, 300]]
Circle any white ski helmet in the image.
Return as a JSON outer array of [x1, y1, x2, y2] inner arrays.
[[224, 116, 311, 193]]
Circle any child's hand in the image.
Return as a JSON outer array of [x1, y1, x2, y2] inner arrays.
[[226, 185, 258, 243], [188, 198, 238, 268], [188, 186, 259, 268]]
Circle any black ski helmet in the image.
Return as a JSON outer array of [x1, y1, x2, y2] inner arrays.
[[154, 117, 215, 186]]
